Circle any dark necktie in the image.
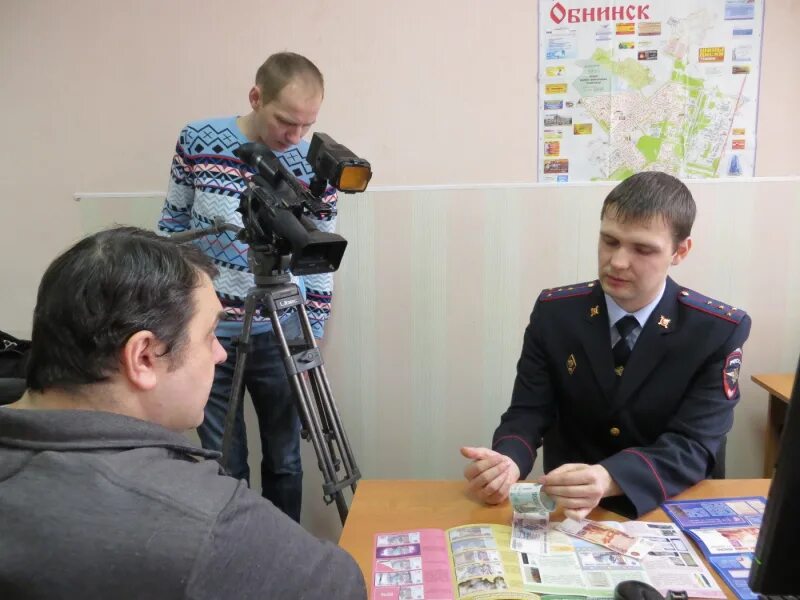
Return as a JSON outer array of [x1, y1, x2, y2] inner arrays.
[[612, 315, 639, 375]]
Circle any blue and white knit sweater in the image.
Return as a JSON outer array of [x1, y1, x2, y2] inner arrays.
[[158, 116, 338, 338]]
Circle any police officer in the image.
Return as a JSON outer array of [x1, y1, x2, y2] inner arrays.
[[462, 171, 751, 518]]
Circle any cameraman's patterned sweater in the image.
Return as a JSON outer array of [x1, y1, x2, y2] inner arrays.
[[157, 116, 337, 337]]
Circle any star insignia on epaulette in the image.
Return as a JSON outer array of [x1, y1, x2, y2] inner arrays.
[[539, 281, 597, 302], [678, 288, 746, 324]]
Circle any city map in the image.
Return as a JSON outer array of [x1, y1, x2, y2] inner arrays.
[[538, 0, 764, 181]]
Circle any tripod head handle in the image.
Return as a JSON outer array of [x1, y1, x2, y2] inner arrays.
[[166, 217, 242, 243]]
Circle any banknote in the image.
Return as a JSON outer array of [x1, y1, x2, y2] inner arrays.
[[510, 483, 556, 514], [556, 518, 655, 559], [510, 512, 549, 553]]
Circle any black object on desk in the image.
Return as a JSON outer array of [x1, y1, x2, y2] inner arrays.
[[614, 581, 688, 600], [615, 581, 665, 600]]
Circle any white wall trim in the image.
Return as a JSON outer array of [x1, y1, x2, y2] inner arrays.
[[74, 192, 166, 201], [74, 175, 800, 199]]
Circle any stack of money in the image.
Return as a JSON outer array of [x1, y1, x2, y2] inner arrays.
[[510, 482, 555, 514], [509, 483, 554, 553]]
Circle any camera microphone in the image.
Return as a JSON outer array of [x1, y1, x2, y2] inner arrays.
[[234, 143, 282, 186]]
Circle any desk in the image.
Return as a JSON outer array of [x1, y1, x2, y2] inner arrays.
[[751, 373, 795, 477], [340, 479, 770, 599]]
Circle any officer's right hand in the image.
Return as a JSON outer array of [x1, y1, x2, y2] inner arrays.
[[460, 446, 520, 505]]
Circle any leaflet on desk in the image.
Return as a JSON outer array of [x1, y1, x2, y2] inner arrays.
[[662, 496, 767, 600], [371, 520, 723, 600]]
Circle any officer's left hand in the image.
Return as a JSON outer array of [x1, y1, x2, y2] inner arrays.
[[461, 446, 520, 505], [538, 463, 621, 520]]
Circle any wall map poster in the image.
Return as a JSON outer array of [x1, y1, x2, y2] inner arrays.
[[538, 1, 764, 182]]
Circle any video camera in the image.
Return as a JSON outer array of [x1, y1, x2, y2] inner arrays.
[[233, 133, 372, 278]]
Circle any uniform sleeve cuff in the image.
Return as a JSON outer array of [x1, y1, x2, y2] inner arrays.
[[492, 435, 536, 479], [600, 450, 668, 517]]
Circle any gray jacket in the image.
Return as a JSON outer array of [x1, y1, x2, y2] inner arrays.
[[0, 408, 366, 599]]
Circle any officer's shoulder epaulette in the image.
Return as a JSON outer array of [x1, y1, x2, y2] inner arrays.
[[538, 280, 598, 302], [678, 288, 746, 324]]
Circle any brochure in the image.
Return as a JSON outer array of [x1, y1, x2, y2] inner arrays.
[[662, 496, 767, 600], [371, 520, 723, 600]]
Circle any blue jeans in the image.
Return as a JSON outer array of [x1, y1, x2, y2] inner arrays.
[[198, 317, 303, 522]]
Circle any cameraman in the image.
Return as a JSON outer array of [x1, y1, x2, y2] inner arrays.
[[0, 227, 366, 599], [158, 52, 336, 521]]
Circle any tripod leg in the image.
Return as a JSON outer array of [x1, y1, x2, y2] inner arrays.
[[293, 363, 351, 522], [294, 364, 350, 521], [263, 285, 360, 524], [298, 300, 361, 492], [220, 293, 258, 473], [307, 374, 341, 472], [294, 307, 359, 493], [292, 305, 360, 518], [270, 319, 345, 510], [309, 367, 359, 492]]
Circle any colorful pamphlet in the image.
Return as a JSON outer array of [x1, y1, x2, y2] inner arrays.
[[372, 520, 723, 599], [662, 496, 767, 600]]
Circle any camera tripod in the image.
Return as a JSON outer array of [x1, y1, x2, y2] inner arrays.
[[171, 224, 360, 524], [221, 263, 361, 524]]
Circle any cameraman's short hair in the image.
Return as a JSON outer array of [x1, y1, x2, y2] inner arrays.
[[255, 52, 324, 105], [600, 171, 696, 247], [26, 227, 217, 392]]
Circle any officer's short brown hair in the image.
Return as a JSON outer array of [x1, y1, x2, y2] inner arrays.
[[600, 171, 696, 248]]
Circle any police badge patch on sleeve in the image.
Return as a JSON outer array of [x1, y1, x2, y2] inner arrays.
[[723, 348, 743, 400]]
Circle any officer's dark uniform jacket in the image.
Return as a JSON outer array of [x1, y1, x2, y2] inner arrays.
[[492, 276, 751, 518]]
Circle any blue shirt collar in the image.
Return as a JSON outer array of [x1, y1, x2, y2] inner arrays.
[[605, 281, 666, 329]]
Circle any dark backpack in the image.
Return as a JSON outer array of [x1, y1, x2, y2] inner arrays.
[[0, 330, 30, 379], [1, 330, 30, 404]]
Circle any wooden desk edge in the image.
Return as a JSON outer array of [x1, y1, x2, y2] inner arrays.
[[751, 372, 794, 402]]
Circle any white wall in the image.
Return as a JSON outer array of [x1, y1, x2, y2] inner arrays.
[[2, 0, 798, 330]]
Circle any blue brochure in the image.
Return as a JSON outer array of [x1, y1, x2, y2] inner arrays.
[[662, 497, 767, 600]]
